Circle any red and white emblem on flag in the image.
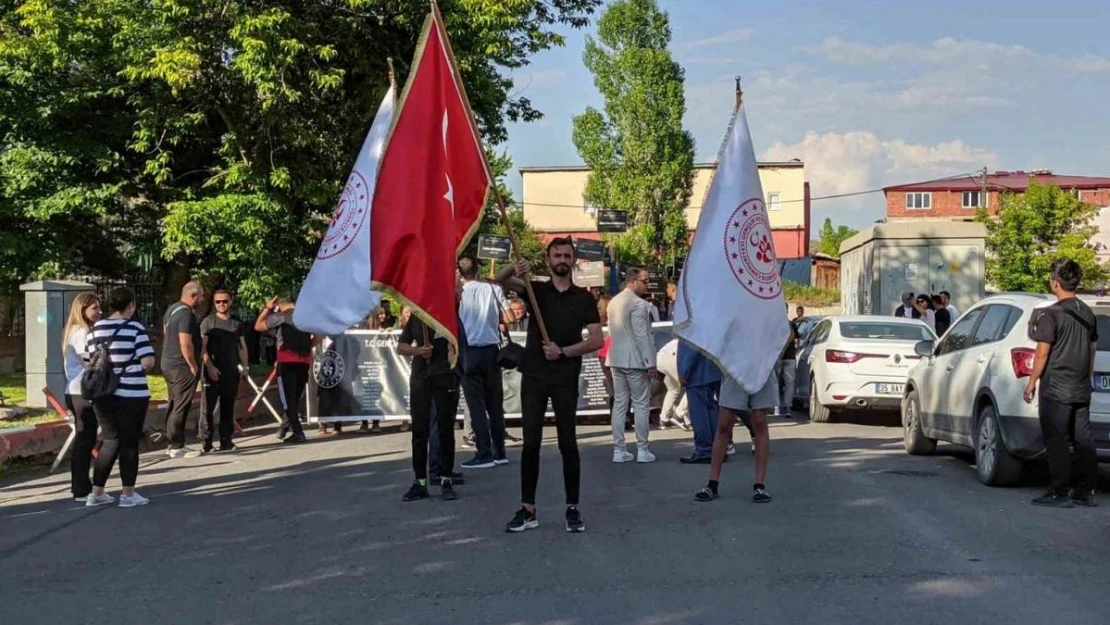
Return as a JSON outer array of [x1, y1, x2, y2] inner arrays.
[[723, 198, 781, 300]]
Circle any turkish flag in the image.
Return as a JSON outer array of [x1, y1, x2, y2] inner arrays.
[[370, 8, 492, 362]]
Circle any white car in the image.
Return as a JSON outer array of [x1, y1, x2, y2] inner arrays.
[[795, 316, 936, 422], [901, 293, 1110, 486]]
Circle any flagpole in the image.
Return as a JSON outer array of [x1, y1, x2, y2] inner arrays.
[[427, 0, 552, 345]]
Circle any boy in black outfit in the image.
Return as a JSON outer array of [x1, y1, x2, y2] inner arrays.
[[397, 313, 462, 502], [1024, 259, 1100, 508]]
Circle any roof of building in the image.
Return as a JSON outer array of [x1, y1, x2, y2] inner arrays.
[[839, 220, 987, 255], [519, 159, 804, 174], [884, 170, 1110, 193]]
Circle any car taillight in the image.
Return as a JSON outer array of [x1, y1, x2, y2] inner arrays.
[[1011, 347, 1035, 378], [826, 350, 881, 363]]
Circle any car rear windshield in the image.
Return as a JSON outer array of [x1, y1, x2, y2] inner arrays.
[[838, 322, 932, 341], [1094, 308, 1110, 351]]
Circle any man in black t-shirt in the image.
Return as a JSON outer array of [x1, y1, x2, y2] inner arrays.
[[161, 281, 206, 459], [397, 315, 462, 502], [1025, 259, 1099, 508], [199, 290, 248, 452], [775, 305, 799, 417], [496, 238, 604, 534]]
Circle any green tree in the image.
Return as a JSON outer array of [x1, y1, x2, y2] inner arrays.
[[816, 218, 858, 258], [978, 182, 1106, 291], [571, 0, 694, 266], [462, 151, 547, 274], [0, 0, 601, 307]]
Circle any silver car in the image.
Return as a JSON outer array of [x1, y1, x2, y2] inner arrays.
[[901, 293, 1110, 486]]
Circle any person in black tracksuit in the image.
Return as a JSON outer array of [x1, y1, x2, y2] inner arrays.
[[255, 297, 314, 444], [199, 289, 249, 452]]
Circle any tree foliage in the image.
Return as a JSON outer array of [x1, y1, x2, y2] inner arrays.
[[462, 151, 547, 274], [978, 182, 1106, 292], [570, 0, 694, 265], [0, 0, 600, 307], [816, 218, 858, 258]]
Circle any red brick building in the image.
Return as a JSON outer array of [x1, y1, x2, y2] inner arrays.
[[884, 170, 1110, 221]]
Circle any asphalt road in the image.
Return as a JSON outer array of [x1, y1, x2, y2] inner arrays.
[[2, 412, 1108, 625]]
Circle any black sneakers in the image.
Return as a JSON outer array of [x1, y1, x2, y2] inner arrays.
[[402, 482, 430, 502], [565, 506, 585, 533], [441, 479, 458, 501], [283, 433, 306, 444], [1070, 489, 1098, 507], [752, 484, 772, 503], [694, 485, 719, 502], [505, 507, 539, 533], [1032, 491, 1074, 508]]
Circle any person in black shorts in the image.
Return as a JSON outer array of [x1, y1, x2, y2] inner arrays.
[[496, 238, 604, 534], [1024, 259, 1099, 508], [199, 289, 248, 453], [397, 313, 462, 502]]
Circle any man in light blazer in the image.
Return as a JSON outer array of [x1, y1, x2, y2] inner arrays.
[[606, 268, 658, 463]]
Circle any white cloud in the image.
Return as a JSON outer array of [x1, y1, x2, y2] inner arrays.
[[683, 28, 753, 48], [815, 36, 1110, 75], [761, 131, 999, 226]]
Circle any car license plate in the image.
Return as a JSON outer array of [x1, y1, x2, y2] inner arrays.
[[875, 383, 904, 395], [1092, 374, 1110, 393]]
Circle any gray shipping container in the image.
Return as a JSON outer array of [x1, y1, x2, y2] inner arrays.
[[839, 221, 986, 317]]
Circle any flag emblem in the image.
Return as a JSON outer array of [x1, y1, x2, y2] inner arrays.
[[724, 198, 780, 299], [319, 171, 371, 260]]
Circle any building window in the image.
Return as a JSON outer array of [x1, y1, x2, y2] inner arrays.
[[905, 192, 932, 210], [767, 192, 781, 211], [1071, 188, 1082, 200], [962, 191, 987, 209]]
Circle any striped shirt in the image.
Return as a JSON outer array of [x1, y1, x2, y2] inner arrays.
[[86, 318, 155, 398]]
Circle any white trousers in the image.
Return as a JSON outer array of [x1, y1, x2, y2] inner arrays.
[[661, 373, 687, 423], [612, 367, 652, 451]]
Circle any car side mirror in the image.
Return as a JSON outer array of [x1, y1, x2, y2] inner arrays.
[[914, 340, 935, 357]]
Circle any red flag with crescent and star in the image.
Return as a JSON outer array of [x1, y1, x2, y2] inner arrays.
[[370, 6, 493, 364]]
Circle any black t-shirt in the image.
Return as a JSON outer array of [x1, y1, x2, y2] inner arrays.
[[201, 314, 244, 372], [934, 308, 952, 336], [263, 311, 313, 357], [161, 302, 202, 371], [520, 279, 601, 386], [398, 316, 452, 381], [782, 320, 798, 360], [1030, 298, 1099, 404]]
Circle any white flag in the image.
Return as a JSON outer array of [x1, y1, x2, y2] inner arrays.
[[294, 87, 395, 335], [674, 106, 789, 393]]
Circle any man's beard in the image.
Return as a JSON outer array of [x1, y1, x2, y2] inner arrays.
[[552, 263, 571, 277]]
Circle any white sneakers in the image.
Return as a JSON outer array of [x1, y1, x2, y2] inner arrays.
[[85, 493, 115, 507], [613, 448, 656, 463], [118, 492, 150, 508], [166, 446, 202, 459], [726, 443, 737, 456], [85, 492, 150, 508]]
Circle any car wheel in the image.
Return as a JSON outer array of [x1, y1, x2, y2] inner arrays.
[[902, 389, 936, 455], [809, 378, 831, 423], [975, 404, 1023, 487]]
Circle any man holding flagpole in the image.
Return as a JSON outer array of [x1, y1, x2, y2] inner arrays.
[[673, 79, 790, 504]]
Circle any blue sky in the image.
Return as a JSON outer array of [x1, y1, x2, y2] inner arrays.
[[501, 0, 1110, 230]]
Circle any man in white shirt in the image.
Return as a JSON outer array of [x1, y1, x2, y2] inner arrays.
[[457, 256, 513, 469], [940, 290, 959, 320], [606, 268, 658, 463]]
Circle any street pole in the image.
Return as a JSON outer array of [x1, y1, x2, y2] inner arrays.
[[981, 166, 989, 212]]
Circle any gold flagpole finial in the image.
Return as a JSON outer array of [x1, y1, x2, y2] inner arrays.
[[734, 75, 743, 111], [386, 57, 396, 91]]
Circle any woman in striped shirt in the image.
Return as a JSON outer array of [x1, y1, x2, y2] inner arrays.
[[84, 288, 156, 508]]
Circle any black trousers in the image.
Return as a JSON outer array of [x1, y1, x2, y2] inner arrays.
[[1039, 395, 1098, 494], [92, 395, 149, 488], [278, 363, 308, 437], [411, 373, 460, 480], [201, 369, 239, 447], [164, 366, 198, 449], [65, 394, 98, 497], [461, 345, 506, 462], [520, 374, 580, 506]]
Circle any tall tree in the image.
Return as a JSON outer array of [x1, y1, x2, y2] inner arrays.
[[978, 182, 1106, 291], [816, 218, 858, 258], [0, 0, 601, 307], [571, 0, 694, 265]]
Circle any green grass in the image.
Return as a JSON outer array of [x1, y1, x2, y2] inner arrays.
[[0, 408, 62, 430], [0, 373, 26, 406], [783, 281, 840, 308]]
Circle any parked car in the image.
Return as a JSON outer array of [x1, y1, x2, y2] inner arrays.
[[793, 315, 825, 344], [795, 316, 935, 422], [901, 293, 1110, 486]]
